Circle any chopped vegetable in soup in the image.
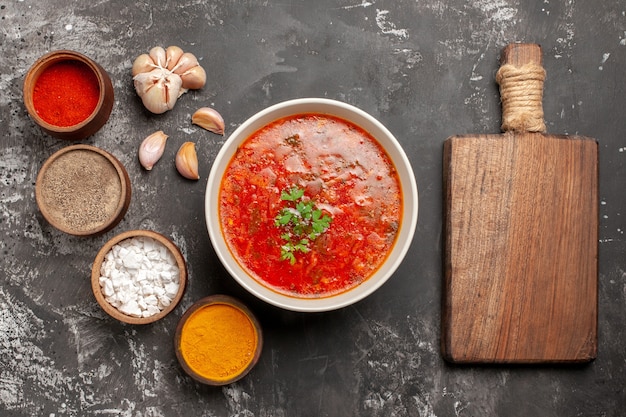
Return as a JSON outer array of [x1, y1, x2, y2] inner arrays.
[[219, 113, 402, 297]]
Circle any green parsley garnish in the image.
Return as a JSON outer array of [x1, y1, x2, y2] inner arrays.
[[284, 134, 301, 147], [275, 187, 332, 264]]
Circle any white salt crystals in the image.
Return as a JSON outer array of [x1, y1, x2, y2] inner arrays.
[[99, 236, 180, 318]]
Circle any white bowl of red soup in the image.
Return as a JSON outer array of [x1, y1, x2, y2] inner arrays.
[[206, 98, 418, 312]]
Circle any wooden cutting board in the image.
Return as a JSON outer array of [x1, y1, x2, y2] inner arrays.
[[442, 43, 598, 363]]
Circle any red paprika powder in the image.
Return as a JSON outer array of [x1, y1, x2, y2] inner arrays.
[[33, 60, 100, 127]]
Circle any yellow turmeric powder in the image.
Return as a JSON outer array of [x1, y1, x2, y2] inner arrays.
[[178, 302, 259, 383]]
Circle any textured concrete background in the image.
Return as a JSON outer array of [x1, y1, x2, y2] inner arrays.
[[1, 0, 625, 416]]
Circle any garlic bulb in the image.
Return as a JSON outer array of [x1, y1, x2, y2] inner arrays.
[[175, 142, 200, 180], [138, 131, 168, 170], [132, 46, 206, 114], [192, 107, 225, 135]]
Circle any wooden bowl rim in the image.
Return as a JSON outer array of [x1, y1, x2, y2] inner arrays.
[[91, 229, 188, 325], [35, 144, 131, 236], [23, 49, 111, 132], [174, 295, 263, 385]]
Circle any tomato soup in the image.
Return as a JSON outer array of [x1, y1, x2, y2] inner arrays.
[[219, 113, 402, 297]]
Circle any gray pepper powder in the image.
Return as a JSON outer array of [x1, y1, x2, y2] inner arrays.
[[39, 149, 122, 233]]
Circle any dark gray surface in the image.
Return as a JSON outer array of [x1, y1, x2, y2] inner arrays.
[[1, 1, 625, 416]]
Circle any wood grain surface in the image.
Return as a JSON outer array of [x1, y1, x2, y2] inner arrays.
[[442, 44, 598, 363]]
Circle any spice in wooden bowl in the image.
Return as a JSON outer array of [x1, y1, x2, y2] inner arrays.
[[35, 144, 131, 236], [175, 295, 263, 385], [91, 230, 187, 325], [23, 50, 114, 141]]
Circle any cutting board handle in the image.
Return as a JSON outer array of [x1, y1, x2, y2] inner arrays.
[[496, 43, 547, 133]]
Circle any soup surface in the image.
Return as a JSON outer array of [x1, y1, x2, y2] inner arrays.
[[219, 113, 402, 297]]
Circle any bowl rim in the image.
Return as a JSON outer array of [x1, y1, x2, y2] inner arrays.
[[23, 49, 109, 132], [174, 294, 263, 385], [205, 98, 418, 312], [35, 144, 131, 236], [91, 229, 188, 324]]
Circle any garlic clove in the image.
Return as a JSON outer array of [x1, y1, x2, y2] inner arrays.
[[163, 73, 184, 106], [142, 86, 170, 114], [181, 65, 207, 90], [171, 52, 199, 75], [149, 46, 167, 68], [132, 70, 161, 96], [175, 142, 200, 180], [192, 107, 225, 135], [133, 69, 183, 114], [132, 54, 155, 76], [166, 46, 184, 71], [138, 131, 169, 170]]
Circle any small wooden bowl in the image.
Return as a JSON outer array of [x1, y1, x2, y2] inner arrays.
[[35, 144, 131, 236], [23, 50, 114, 141], [91, 230, 188, 325], [174, 295, 263, 385]]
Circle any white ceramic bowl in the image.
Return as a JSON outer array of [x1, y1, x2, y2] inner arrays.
[[205, 98, 418, 312]]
